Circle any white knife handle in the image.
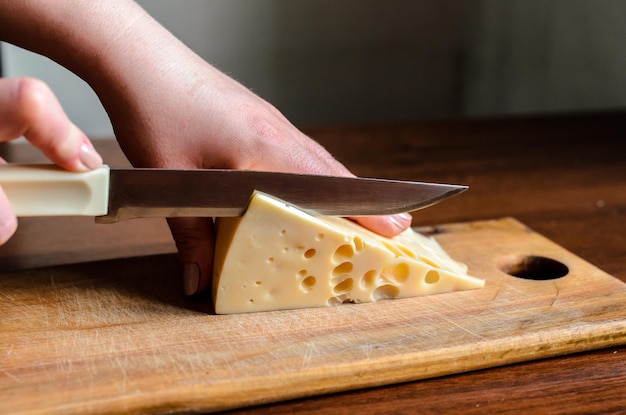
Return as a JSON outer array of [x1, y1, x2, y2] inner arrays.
[[0, 164, 110, 217]]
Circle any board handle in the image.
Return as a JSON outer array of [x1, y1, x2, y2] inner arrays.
[[0, 164, 110, 217]]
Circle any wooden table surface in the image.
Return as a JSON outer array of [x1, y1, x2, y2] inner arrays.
[[1, 112, 625, 413]]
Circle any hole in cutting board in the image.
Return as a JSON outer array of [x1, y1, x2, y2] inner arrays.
[[497, 255, 569, 280]]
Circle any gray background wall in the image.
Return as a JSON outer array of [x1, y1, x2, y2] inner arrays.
[[2, 0, 624, 139]]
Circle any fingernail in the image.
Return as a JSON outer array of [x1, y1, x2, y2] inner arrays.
[[62, 123, 102, 171], [389, 212, 412, 229], [78, 140, 103, 171], [183, 262, 200, 296]]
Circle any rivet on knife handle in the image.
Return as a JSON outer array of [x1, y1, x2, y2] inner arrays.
[[0, 164, 110, 217]]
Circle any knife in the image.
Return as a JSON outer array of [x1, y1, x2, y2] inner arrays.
[[0, 164, 467, 223]]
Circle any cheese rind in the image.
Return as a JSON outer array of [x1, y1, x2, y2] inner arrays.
[[212, 191, 484, 314]]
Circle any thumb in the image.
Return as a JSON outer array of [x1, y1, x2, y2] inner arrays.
[[352, 213, 413, 238], [0, 186, 17, 246], [0, 158, 17, 245], [166, 217, 215, 296]]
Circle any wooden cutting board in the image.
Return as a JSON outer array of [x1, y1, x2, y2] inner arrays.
[[2, 218, 625, 414]]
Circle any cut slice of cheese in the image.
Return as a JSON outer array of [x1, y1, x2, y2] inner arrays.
[[212, 191, 484, 314]]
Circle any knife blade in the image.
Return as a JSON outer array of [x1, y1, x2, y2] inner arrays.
[[0, 164, 467, 223]]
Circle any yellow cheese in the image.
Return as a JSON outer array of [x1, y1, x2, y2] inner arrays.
[[212, 191, 484, 314]]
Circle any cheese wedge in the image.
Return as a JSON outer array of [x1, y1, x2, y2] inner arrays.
[[212, 191, 484, 314]]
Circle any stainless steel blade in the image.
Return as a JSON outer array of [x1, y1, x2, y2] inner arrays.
[[96, 169, 467, 223]]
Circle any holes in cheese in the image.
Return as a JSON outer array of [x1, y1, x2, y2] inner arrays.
[[332, 262, 354, 277], [301, 276, 317, 292], [361, 270, 378, 289], [212, 191, 484, 314], [425, 270, 440, 284], [373, 284, 400, 300], [334, 244, 355, 260]]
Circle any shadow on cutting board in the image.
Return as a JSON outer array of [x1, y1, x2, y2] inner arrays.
[[0, 253, 216, 318]]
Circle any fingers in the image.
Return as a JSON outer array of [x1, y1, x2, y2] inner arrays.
[[167, 217, 215, 296], [352, 213, 413, 238], [278, 135, 414, 237], [0, 157, 16, 243], [0, 77, 103, 246], [0, 77, 103, 171], [0, 184, 17, 245], [236, 110, 413, 238], [0, 193, 17, 245], [260, 113, 413, 237]]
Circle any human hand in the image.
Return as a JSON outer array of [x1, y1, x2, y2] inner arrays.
[[124, 82, 412, 295], [98, 52, 412, 295], [0, 1, 411, 295], [83, 5, 412, 296], [0, 77, 103, 244]]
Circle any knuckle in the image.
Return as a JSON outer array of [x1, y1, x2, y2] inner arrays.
[[0, 78, 47, 139], [13, 78, 50, 121]]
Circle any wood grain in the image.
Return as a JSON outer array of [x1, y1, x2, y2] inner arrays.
[[1, 112, 625, 414], [1, 218, 625, 414]]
